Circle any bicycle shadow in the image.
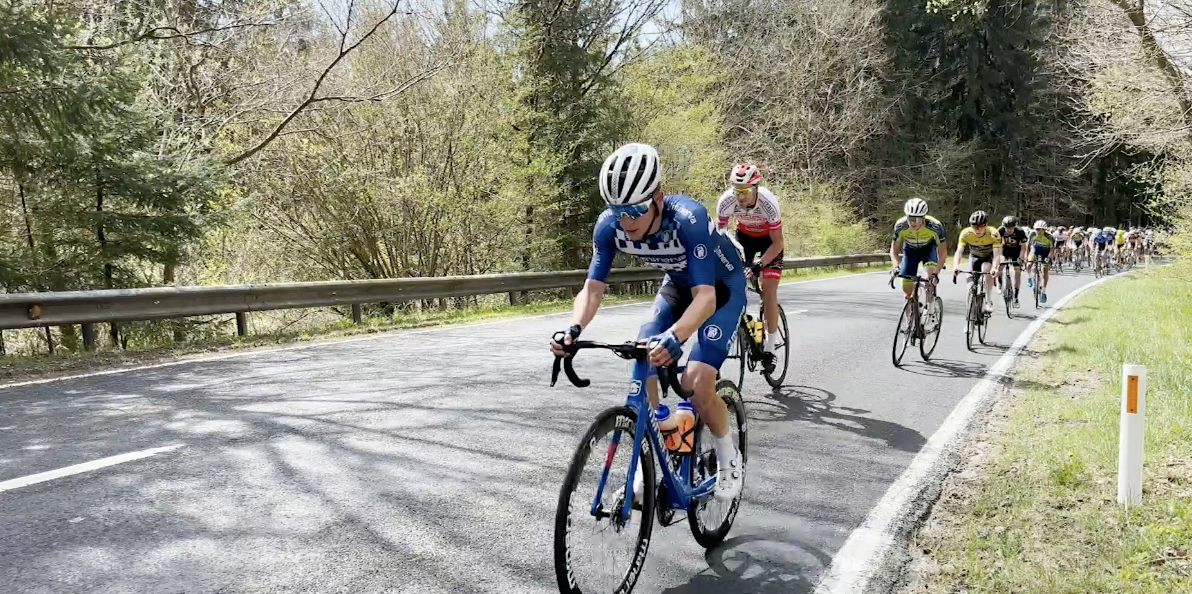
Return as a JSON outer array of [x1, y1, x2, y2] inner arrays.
[[897, 358, 988, 380], [661, 534, 832, 594], [746, 385, 926, 453]]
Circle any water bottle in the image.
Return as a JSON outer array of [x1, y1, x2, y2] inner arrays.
[[674, 401, 696, 453], [654, 405, 680, 451]]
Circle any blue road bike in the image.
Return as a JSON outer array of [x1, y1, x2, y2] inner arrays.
[[550, 339, 748, 594]]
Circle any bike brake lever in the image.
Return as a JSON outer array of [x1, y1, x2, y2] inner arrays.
[[563, 356, 590, 388]]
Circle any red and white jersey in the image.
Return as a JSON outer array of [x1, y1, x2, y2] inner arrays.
[[716, 186, 782, 238]]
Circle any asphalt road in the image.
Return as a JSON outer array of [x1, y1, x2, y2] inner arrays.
[[0, 265, 1107, 594]]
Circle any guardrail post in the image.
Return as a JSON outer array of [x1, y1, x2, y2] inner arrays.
[[508, 291, 521, 306], [81, 323, 96, 351], [235, 312, 247, 337], [351, 303, 362, 324], [1117, 364, 1147, 505]]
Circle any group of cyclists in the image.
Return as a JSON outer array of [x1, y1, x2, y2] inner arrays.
[[546, 141, 1158, 509], [893, 199, 1159, 312]]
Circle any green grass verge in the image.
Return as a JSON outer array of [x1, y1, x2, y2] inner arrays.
[[908, 264, 1192, 593], [0, 263, 882, 383]]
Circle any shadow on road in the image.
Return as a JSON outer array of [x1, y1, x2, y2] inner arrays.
[[746, 385, 926, 453], [897, 358, 989, 379], [662, 534, 832, 594]]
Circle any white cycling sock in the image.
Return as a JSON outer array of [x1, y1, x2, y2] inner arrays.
[[714, 431, 737, 466], [764, 332, 776, 353]]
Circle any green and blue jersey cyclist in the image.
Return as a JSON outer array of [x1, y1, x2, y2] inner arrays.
[[716, 163, 784, 372], [889, 197, 948, 301], [1025, 220, 1054, 304], [547, 142, 744, 503]]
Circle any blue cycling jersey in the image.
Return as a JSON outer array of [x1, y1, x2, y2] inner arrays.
[[588, 195, 744, 288], [1092, 232, 1111, 245]]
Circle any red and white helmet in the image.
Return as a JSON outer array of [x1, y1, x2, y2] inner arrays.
[[728, 163, 762, 187]]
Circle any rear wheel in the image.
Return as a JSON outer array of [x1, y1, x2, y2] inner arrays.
[[722, 320, 748, 393], [688, 380, 748, 549], [555, 407, 656, 594], [763, 305, 790, 388]]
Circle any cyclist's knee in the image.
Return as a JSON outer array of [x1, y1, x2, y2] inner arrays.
[[681, 362, 718, 397]]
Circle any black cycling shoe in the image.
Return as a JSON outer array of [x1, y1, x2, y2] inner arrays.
[[761, 352, 777, 375]]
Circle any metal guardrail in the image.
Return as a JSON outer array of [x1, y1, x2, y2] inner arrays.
[[0, 253, 886, 346]]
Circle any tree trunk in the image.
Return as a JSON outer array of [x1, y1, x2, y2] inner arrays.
[[96, 169, 121, 348], [19, 184, 35, 254]]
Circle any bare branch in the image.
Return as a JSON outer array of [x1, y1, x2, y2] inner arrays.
[[64, 21, 277, 51], [225, 1, 409, 166]]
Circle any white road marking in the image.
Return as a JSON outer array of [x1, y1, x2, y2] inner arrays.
[[814, 272, 1117, 594], [0, 270, 880, 391], [0, 444, 184, 493]]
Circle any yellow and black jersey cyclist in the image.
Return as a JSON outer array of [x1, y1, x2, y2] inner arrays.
[[952, 210, 1002, 313], [890, 197, 947, 302], [1026, 220, 1055, 304]]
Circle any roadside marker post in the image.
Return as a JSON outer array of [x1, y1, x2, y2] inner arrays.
[[1117, 364, 1146, 505]]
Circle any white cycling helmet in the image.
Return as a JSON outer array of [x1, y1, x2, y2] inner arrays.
[[1103, 226, 1114, 234], [1034, 220, 1047, 230], [904, 197, 929, 217], [599, 143, 660, 206], [728, 163, 762, 187]]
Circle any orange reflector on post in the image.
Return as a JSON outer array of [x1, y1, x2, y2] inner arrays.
[[1126, 375, 1139, 414]]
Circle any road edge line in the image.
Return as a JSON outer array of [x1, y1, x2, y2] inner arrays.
[[813, 271, 1120, 594]]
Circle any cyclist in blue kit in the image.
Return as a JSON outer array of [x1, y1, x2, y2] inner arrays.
[[548, 143, 745, 502]]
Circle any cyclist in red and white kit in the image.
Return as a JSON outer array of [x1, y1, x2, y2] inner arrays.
[[716, 163, 784, 370]]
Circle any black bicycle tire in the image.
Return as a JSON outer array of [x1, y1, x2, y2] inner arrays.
[[555, 406, 656, 594], [1003, 268, 1013, 319], [920, 295, 943, 360], [965, 291, 976, 352], [724, 319, 748, 393], [763, 305, 791, 388], [893, 298, 914, 367], [688, 380, 748, 549]]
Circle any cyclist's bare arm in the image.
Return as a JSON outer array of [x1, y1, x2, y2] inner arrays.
[[935, 243, 948, 270], [890, 239, 902, 268], [951, 243, 966, 272], [570, 279, 607, 329]]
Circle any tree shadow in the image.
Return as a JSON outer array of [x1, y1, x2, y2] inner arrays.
[[661, 534, 832, 594], [746, 385, 926, 453]]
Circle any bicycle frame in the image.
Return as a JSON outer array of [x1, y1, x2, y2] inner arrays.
[[593, 361, 717, 523]]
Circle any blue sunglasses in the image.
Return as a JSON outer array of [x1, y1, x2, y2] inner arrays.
[[609, 202, 651, 219]]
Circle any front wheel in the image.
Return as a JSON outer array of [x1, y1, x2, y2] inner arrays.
[[763, 304, 791, 388], [965, 292, 977, 352], [920, 295, 943, 361], [688, 380, 748, 549], [555, 406, 656, 594], [893, 298, 914, 367]]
